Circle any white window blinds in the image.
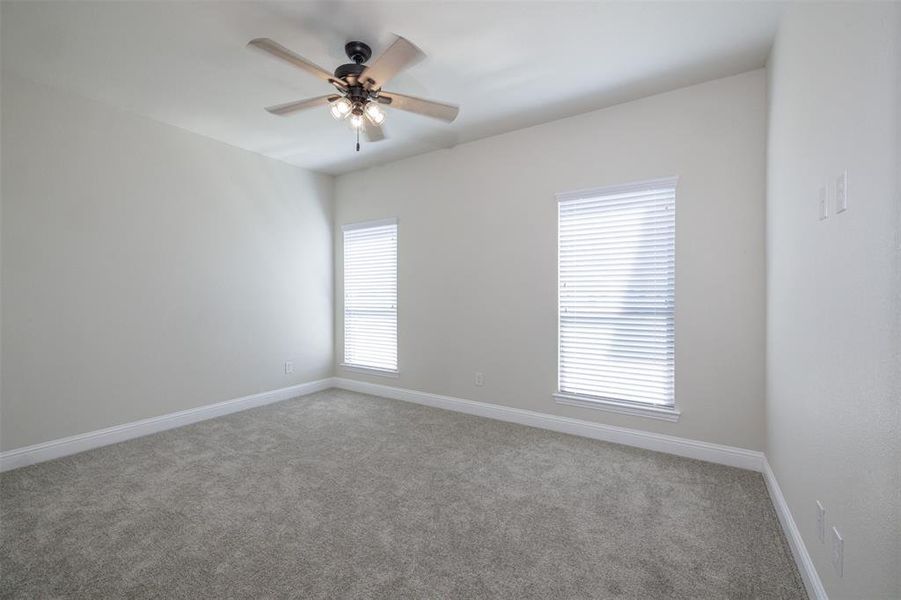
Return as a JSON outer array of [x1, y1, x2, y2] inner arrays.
[[343, 218, 398, 372], [557, 178, 676, 408]]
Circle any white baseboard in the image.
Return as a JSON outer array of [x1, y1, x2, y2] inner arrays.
[[0, 378, 334, 473], [332, 377, 765, 471], [762, 458, 827, 600]]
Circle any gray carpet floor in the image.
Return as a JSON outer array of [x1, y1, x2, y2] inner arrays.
[[1, 388, 805, 599]]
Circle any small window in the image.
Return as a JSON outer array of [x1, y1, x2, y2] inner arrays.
[[342, 218, 398, 373], [555, 178, 677, 418]]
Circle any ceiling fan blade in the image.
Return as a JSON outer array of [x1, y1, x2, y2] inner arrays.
[[358, 35, 425, 90], [378, 91, 459, 123], [265, 95, 338, 116], [363, 119, 386, 142], [248, 38, 336, 83]]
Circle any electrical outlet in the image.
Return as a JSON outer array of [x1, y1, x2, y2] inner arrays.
[[835, 171, 848, 213], [832, 526, 844, 577], [816, 501, 826, 542], [284, 361, 294, 374], [818, 186, 829, 221], [474, 371, 484, 386]]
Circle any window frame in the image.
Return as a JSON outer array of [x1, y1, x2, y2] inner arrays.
[[553, 178, 680, 422], [340, 217, 399, 377]]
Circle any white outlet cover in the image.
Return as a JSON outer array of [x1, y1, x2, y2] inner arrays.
[[832, 526, 843, 577], [816, 500, 826, 542], [284, 361, 294, 374], [474, 371, 484, 386]]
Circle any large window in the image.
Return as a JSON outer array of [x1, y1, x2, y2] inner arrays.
[[342, 218, 398, 373], [555, 178, 677, 420]]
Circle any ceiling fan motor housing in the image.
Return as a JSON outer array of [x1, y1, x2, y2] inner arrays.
[[335, 41, 371, 83], [335, 41, 377, 103], [334, 62, 366, 81], [335, 41, 372, 81]]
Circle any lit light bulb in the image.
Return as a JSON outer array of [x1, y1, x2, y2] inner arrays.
[[365, 102, 385, 125], [329, 97, 352, 120], [349, 113, 364, 129]]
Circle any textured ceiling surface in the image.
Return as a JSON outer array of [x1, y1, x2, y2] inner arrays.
[[1, 1, 784, 174]]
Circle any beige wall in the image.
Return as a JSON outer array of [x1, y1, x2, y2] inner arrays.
[[0, 74, 334, 450], [766, 4, 901, 598], [335, 70, 768, 451]]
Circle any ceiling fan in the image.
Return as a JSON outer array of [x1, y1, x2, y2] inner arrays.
[[248, 35, 459, 151]]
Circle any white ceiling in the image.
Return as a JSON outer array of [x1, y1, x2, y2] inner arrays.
[[1, 1, 784, 175]]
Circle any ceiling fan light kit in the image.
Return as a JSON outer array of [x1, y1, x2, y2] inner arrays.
[[248, 35, 459, 152]]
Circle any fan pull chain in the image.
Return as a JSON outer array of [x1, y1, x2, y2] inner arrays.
[[356, 128, 360, 152]]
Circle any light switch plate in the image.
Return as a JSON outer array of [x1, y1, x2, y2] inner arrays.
[[816, 501, 826, 542], [818, 186, 829, 220], [832, 526, 844, 577], [835, 171, 848, 213]]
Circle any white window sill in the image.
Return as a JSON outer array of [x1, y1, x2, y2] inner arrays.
[[339, 363, 399, 378], [553, 392, 681, 422]]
